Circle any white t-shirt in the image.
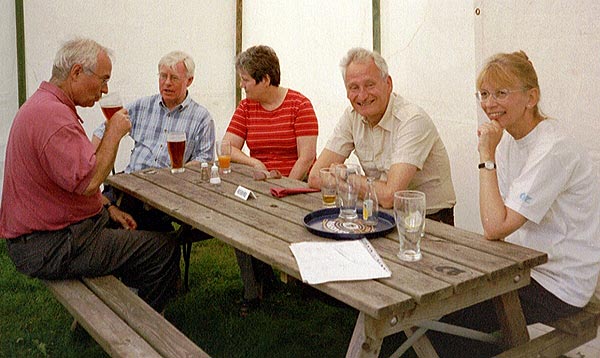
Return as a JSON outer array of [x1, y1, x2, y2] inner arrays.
[[497, 119, 600, 307]]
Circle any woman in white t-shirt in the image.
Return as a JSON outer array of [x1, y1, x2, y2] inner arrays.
[[431, 50, 600, 357]]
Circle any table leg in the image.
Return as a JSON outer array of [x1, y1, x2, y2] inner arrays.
[[493, 290, 530, 348], [346, 312, 384, 358], [404, 327, 440, 358]]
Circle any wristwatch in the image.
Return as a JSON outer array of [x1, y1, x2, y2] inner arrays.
[[103, 202, 115, 209], [478, 161, 496, 170]]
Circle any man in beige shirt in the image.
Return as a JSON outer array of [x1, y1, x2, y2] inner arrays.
[[308, 47, 456, 224]]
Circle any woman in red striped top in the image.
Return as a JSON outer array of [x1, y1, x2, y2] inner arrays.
[[223, 45, 319, 316], [224, 45, 318, 180]]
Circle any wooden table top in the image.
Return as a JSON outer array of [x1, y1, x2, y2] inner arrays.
[[106, 163, 547, 325]]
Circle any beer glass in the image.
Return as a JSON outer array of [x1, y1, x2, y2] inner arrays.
[[319, 168, 337, 207], [99, 92, 123, 120], [394, 190, 426, 262], [335, 163, 361, 220], [167, 132, 186, 173], [217, 140, 231, 174]]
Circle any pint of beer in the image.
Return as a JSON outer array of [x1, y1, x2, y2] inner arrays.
[[99, 92, 123, 120], [167, 132, 186, 173]]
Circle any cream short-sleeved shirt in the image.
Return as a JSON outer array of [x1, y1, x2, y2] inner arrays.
[[326, 93, 456, 212]]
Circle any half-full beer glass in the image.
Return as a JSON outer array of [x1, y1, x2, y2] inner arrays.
[[167, 132, 186, 173], [319, 168, 337, 207], [394, 190, 426, 261], [99, 92, 123, 120], [335, 163, 361, 220]]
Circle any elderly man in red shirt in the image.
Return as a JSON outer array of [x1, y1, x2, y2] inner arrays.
[[0, 38, 180, 313]]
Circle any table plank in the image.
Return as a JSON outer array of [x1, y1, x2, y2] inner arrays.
[[426, 219, 547, 269]]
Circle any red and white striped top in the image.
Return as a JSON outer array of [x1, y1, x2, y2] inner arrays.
[[226, 89, 318, 176]]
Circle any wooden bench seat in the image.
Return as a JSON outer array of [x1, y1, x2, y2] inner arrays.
[[493, 297, 600, 358], [44, 275, 210, 358]]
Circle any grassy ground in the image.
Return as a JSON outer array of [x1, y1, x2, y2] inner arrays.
[[0, 239, 414, 357]]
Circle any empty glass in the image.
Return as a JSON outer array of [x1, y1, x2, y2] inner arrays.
[[335, 163, 361, 220], [394, 190, 426, 261]]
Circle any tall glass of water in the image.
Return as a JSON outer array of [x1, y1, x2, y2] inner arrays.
[[394, 190, 426, 261]]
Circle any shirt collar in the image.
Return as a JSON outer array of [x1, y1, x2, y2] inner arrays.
[[159, 91, 191, 113], [358, 92, 396, 132], [40, 81, 84, 123]]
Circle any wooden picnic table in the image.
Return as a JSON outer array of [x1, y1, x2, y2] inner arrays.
[[106, 163, 547, 357]]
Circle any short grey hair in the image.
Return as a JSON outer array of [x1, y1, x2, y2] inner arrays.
[[340, 47, 389, 80], [51, 38, 112, 82], [158, 51, 195, 78]]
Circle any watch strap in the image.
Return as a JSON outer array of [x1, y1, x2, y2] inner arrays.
[[478, 161, 496, 170]]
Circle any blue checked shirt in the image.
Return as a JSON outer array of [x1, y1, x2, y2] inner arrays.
[[94, 93, 215, 173]]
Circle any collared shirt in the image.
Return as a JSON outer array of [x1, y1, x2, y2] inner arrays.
[[0, 81, 102, 238], [326, 93, 456, 211], [94, 93, 215, 173]]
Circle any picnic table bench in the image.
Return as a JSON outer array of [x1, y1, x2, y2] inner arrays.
[[44, 275, 210, 358], [494, 295, 600, 358]]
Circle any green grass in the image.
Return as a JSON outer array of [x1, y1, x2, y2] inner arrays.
[[0, 239, 414, 357]]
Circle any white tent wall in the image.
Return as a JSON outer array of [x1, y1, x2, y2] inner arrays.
[[382, 1, 479, 231], [22, 1, 236, 172], [0, 0, 18, 199], [4, 1, 600, 233]]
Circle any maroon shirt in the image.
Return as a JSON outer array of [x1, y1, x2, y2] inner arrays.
[[0, 81, 102, 238]]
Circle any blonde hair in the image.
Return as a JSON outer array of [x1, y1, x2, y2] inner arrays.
[[477, 50, 543, 118]]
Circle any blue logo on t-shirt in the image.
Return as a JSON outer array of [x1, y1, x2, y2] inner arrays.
[[519, 192, 532, 203]]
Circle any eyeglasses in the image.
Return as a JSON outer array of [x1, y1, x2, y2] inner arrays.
[[85, 69, 110, 86], [158, 73, 185, 83], [475, 88, 525, 103]]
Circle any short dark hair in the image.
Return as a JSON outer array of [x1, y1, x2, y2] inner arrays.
[[235, 45, 280, 86]]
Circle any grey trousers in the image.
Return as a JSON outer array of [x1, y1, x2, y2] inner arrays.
[[6, 209, 181, 312]]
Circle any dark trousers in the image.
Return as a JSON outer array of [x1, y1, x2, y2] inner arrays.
[[116, 192, 175, 232], [6, 209, 181, 312], [428, 279, 582, 357], [235, 249, 275, 300], [428, 207, 455, 226]]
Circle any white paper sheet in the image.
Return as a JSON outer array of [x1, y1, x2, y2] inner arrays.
[[289, 238, 391, 284]]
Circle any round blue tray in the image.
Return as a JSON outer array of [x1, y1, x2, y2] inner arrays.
[[303, 207, 395, 240]]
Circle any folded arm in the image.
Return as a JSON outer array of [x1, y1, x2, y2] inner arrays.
[[288, 135, 317, 180]]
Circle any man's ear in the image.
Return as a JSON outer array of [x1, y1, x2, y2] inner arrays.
[[186, 76, 194, 87], [70, 63, 84, 80]]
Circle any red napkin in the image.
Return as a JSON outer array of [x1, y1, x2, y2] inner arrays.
[[270, 187, 320, 198]]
